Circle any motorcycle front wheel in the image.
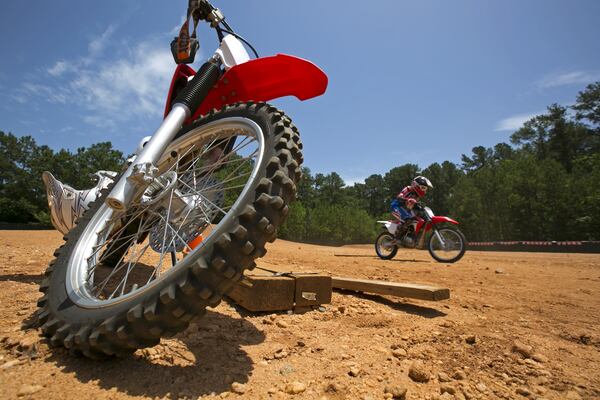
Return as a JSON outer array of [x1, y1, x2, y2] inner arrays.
[[375, 232, 398, 260], [36, 102, 302, 357], [427, 227, 466, 263]]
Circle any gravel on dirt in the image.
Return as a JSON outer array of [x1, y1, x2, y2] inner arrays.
[[0, 230, 599, 399]]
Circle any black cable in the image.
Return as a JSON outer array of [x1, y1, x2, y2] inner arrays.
[[219, 27, 260, 58], [215, 25, 224, 41]]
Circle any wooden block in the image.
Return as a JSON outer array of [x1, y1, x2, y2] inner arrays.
[[227, 273, 332, 312], [331, 276, 450, 301], [227, 274, 295, 312], [290, 273, 332, 307]]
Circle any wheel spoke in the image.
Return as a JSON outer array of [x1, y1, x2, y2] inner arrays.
[[71, 126, 263, 305]]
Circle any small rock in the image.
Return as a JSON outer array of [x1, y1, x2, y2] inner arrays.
[[516, 387, 531, 397], [565, 391, 582, 400], [408, 361, 430, 383], [475, 383, 487, 392], [231, 382, 246, 394], [284, 381, 306, 394], [461, 387, 476, 400], [495, 268, 505, 274], [296, 341, 306, 347], [392, 348, 407, 358], [452, 370, 467, 380], [318, 306, 326, 312], [337, 306, 346, 313], [438, 372, 452, 382], [532, 353, 548, 363], [17, 385, 43, 397], [439, 393, 454, 400], [512, 340, 534, 358], [532, 385, 547, 395], [325, 382, 345, 393], [440, 384, 456, 395], [465, 335, 477, 345], [524, 358, 538, 367], [279, 364, 295, 376], [384, 385, 407, 399], [276, 320, 289, 329], [349, 366, 361, 377], [267, 387, 278, 394], [0, 359, 23, 369]]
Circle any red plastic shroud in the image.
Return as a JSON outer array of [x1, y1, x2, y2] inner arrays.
[[164, 54, 328, 122], [415, 216, 459, 234]]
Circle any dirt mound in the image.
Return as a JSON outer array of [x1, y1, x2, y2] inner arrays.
[[1, 230, 599, 399]]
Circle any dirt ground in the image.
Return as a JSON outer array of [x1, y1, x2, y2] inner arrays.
[[1, 230, 599, 400]]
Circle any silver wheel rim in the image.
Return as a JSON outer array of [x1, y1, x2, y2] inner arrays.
[[430, 228, 463, 261], [66, 117, 265, 308], [377, 233, 396, 257]]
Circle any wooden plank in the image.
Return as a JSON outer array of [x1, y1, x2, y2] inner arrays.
[[331, 276, 450, 301], [290, 273, 332, 307], [227, 275, 295, 312], [227, 273, 332, 312]]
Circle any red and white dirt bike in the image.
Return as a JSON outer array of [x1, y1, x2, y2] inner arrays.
[[375, 204, 466, 263], [36, 0, 327, 357]]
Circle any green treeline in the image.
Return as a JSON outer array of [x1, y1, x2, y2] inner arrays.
[[0, 135, 125, 225], [280, 82, 600, 244], [1, 82, 599, 242]]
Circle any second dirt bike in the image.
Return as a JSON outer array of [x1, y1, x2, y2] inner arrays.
[[375, 204, 466, 263]]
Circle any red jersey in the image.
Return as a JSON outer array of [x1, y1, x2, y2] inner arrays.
[[396, 185, 422, 206]]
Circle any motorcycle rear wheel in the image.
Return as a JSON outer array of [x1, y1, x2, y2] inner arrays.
[[375, 232, 398, 260], [35, 102, 302, 357], [427, 227, 466, 263]]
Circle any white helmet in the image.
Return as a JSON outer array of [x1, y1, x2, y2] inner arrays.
[[42, 171, 117, 235]]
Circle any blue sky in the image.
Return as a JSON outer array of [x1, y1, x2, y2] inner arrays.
[[2, 0, 600, 185]]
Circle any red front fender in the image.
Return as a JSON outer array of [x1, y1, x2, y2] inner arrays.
[[165, 54, 328, 120], [431, 216, 459, 225]]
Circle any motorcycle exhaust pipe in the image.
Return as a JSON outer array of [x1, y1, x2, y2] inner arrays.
[[106, 59, 221, 211]]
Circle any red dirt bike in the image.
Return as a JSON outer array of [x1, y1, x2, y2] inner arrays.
[[36, 0, 327, 358], [375, 203, 466, 263]]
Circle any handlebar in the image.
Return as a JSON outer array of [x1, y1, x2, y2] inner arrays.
[[189, 0, 224, 27]]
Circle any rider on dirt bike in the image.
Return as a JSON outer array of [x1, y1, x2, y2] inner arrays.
[[390, 175, 433, 236]]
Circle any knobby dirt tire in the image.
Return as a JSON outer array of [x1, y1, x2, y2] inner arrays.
[[375, 232, 398, 260], [427, 227, 466, 263], [35, 102, 303, 358]]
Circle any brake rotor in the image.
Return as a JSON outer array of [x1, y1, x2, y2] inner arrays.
[[149, 175, 224, 253]]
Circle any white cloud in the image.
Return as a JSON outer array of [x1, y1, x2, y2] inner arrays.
[[20, 82, 69, 104], [82, 115, 117, 130], [48, 60, 71, 77], [494, 112, 539, 132], [342, 176, 367, 186], [17, 25, 175, 131], [72, 42, 173, 117], [88, 25, 116, 57], [536, 70, 600, 89]]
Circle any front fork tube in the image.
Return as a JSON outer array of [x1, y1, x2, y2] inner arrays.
[[432, 227, 446, 249], [106, 58, 222, 211], [416, 224, 445, 249], [106, 104, 191, 210]]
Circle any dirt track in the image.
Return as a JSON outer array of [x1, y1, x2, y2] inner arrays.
[[1, 230, 599, 400]]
